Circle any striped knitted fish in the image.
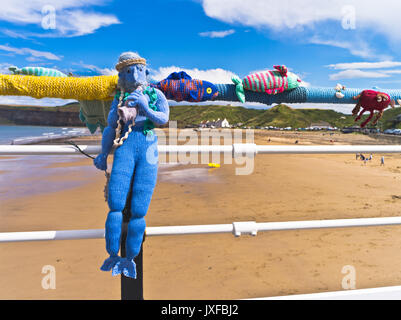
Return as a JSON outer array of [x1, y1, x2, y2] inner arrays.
[[232, 65, 301, 103], [153, 71, 219, 102], [8, 66, 67, 77]]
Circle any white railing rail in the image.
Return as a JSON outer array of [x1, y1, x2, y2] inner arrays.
[[2, 144, 401, 156], [2, 217, 401, 242], [251, 285, 401, 300]]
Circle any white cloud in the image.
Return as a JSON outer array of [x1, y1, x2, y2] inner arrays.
[[25, 56, 43, 62], [0, 0, 120, 37], [0, 44, 61, 60], [329, 69, 390, 80], [382, 69, 401, 75], [289, 103, 355, 114], [1, 29, 31, 40], [0, 63, 12, 74], [309, 38, 390, 60], [150, 66, 238, 83], [199, 29, 235, 38], [327, 61, 401, 79], [328, 61, 401, 70], [77, 62, 117, 75], [201, 0, 342, 30], [48, 9, 120, 37], [299, 80, 310, 87], [200, 0, 401, 58], [201, 0, 401, 36]]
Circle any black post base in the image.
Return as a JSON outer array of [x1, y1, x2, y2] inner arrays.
[[121, 239, 144, 300], [120, 185, 145, 300]]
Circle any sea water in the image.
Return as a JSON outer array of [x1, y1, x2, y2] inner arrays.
[[0, 125, 97, 201], [0, 125, 91, 144]]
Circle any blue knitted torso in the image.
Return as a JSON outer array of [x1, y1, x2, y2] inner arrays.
[[117, 86, 159, 136]]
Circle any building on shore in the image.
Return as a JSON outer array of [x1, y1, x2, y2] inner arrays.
[[199, 118, 230, 128], [308, 121, 334, 130]]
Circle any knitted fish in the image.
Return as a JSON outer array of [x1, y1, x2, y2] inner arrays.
[[8, 66, 67, 77], [232, 65, 302, 103], [153, 71, 219, 102]]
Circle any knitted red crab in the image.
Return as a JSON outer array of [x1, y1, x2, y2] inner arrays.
[[352, 90, 395, 127]]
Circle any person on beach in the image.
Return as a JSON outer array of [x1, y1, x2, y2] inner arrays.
[[93, 52, 169, 278], [381, 156, 385, 166]]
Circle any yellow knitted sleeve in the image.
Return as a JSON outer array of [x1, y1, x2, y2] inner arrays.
[[0, 74, 118, 101]]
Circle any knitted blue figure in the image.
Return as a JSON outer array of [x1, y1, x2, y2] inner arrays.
[[94, 52, 169, 278]]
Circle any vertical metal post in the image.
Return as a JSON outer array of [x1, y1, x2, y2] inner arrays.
[[120, 187, 144, 300]]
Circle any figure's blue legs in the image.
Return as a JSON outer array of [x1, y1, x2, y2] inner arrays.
[[105, 211, 123, 257], [127, 160, 158, 254], [100, 211, 123, 272], [100, 141, 135, 273], [121, 135, 159, 278]]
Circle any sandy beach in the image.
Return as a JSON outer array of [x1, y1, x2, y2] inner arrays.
[[2, 130, 401, 299]]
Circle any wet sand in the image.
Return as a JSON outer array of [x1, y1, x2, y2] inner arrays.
[[2, 130, 401, 299]]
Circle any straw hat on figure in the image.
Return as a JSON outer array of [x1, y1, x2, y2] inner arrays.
[[93, 52, 169, 278]]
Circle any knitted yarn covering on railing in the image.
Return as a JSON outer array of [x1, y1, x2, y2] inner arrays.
[[2, 73, 401, 105], [215, 84, 401, 105], [3, 74, 401, 132], [0, 74, 118, 100]]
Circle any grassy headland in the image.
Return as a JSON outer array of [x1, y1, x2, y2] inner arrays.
[[1, 102, 401, 129]]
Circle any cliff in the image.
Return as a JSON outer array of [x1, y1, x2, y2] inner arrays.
[[0, 103, 85, 127]]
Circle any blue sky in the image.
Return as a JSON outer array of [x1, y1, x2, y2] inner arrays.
[[1, 0, 401, 113]]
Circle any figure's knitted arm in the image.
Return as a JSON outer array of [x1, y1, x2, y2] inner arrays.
[[93, 97, 118, 171], [127, 88, 169, 125], [142, 88, 169, 125], [102, 97, 119, 155]]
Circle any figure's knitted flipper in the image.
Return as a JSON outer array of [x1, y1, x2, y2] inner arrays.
[[100, 255, 120, 272], [112, 258, 137, 278], [231, 76, 245, 103]]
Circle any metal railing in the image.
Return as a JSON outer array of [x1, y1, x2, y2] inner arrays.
[[2, 217, 401, 242], [252, 285, 401, 300], [2, 144, 401, 156]]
